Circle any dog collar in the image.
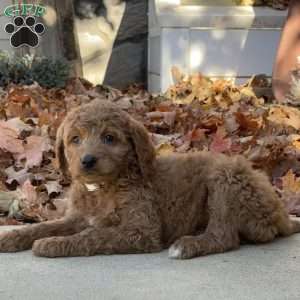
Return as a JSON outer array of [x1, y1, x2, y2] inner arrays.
[[85, 183, 100, 192]]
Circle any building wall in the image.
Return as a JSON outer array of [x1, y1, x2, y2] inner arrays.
[[148, 1, 287, 93]]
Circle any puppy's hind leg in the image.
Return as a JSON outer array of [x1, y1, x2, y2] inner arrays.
[[169, 173, 240, 259], [237, 172, 300, 243]]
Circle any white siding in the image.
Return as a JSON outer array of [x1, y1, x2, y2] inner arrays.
[[148, 73, 161, 94], [154, 28, 281, 92], [161, 28, 189, 92], [148, 35, 161, 75], [189, 29, 281, 77]]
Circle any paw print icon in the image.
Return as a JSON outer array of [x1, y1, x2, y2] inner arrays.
[[5, 16, 45, 48]]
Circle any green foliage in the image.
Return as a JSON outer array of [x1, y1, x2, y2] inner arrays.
[[0, 51, 70, 88], [0, 52, 10, 87], [0, 52, 33, 86], [31, 58, 70, 88]]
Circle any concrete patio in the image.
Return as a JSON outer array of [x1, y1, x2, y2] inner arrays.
[[0, 226, 300, 300]]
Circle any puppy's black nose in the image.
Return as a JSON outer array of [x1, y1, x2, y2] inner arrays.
[[81, 154, 97, 169]]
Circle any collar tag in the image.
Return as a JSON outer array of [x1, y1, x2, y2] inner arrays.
[[85, 183, 100, 192]]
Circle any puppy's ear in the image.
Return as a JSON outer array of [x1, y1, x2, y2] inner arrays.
[[129, 118, 155, 181], [55, 120, 68, 177]]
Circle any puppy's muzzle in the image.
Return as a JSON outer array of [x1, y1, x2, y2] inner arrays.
[[81, 154, 98, 170]]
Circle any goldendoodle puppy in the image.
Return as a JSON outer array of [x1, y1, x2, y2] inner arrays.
[[0, 99, 299, 259]]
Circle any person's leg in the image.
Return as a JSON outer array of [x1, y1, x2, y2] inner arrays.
[[272, 0, 300, 101]]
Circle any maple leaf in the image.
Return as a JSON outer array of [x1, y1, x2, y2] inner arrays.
[[0, 190, 22, 217], [240, 86, 257, 99], [200, 115, 224, 131], [40, 197, 67, 221], [267, 105, 300, 130], [235, 111, 263, 133], [18, 179, 49, 222], [173, 128, 207, 153], [0, 121, 24, 154], [209, 127, 232, 153], [5, 101, 30, 118], [20, 180, 38, 203], [146, 111, 176, 127], [44, 181, 63, 197], [38, 111, 54, 127], [190, 128, 207, 142], [190, 73, 212, 87], [17, 135, 53, 169], [5, 166, 32, 185], [7, 87, 32, 104], [171, 66, 185, 84], [0, 149, 14, 170], [279, 170, 300, 216], [152, 133, 179, 147], [224, 114, 239, 133], [5, 117, 33, 135], [152, 134, 178, 155], [281, 170, 300, 194], [285, 134, 300, 152], [212, 79, 230, 94]]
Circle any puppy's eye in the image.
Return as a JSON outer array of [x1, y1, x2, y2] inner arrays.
[[71, 136, 81, 144], [102, 134, 114, 145]]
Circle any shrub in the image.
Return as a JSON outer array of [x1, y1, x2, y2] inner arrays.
[[0, 52, 33, 86], [0, 51, 70, 88], [31, 58, 70, 88]]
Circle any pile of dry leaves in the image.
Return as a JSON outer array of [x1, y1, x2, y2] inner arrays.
[[1, 68, 300, 225], [237, 0, 290, 9]]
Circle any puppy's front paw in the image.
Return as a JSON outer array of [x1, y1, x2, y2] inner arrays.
[[168, 236, 198, 259], [33, 237, 69, 258], [0, 230, 31, 252], [168, 243, 183, 259]]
